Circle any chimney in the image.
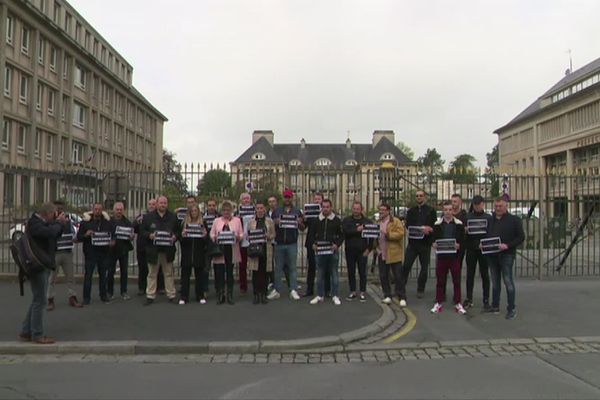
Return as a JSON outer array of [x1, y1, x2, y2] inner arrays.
[[372, 130, 395, 147], [300, 138, 306, 149], [346, 137, 351, 149], [252, 130, 274, 145]]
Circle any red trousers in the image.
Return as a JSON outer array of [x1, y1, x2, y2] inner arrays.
[[239, 247, 248, 292], [436, 256, 461, 304]]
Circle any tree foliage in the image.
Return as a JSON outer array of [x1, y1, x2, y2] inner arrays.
[[198, 169, 232, 198], [396, 141, 415, 161], [417, 148, 445, 176], [486, 143, 499, 171], [162, 149, 188, 207], [447, 154, 478, 184]]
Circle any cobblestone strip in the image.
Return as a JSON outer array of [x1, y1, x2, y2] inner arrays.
[[1, 340, 598, 365]]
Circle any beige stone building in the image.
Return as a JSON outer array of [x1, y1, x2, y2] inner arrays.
[[495, 56, 600, 219], [0, 0, 166, 211], [230, 130, 417, 213]]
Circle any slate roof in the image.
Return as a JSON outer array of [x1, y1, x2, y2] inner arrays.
[[495, 56, 600, 133], [232, 136, 414, 167]]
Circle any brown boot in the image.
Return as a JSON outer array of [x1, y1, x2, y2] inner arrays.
[[46, 298, 55, 311], [69, 296, 83, 308], [34, 337, 56, 345]]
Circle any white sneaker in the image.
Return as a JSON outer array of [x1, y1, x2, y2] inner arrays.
[[310, 296, 324, 305], [382, 297, 392, 305], [332, 296, 341, 306], [399, 299, 407, 307], [290, 290, 300, 301], [430, 302, 443, 313], [178, 300, 185, 305], [455, 303, 467, 315], [199, 299, 207, 305], [267, 290, 280, 300]]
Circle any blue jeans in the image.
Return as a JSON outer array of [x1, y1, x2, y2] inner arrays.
[[83, 252, 110, 302], [274, 243, 298, 293], [487, 253, 516, 311], [21, 269, 50, 340], [316, 253, 340, 298]]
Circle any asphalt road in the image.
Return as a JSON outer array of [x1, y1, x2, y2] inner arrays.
[[1, 353, 599, 399]]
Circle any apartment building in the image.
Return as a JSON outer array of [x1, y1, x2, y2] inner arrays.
[[0, 0, 166, 211]]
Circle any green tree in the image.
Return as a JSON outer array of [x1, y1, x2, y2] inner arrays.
[[162, 149, 187, 208], [396, 141, 415, 161], [486, 143, 500, 196], [417, 148, 445, 176], [486, 143, 499, 171], [448, 154, 478, 183], [198, 169, 232, 198]]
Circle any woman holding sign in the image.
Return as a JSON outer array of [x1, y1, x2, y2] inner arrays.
[[210, 201, 244, 305], [246, 200, 275, 305], [178, 204, 208, 305]]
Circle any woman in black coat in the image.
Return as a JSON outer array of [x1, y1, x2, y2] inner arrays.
[[178, 205, 208, 304]]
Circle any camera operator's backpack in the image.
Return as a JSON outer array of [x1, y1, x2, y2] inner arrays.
[[10, 226, 52, 296]]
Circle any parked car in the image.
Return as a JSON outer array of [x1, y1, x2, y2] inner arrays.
[[9, 213, 82, 242]]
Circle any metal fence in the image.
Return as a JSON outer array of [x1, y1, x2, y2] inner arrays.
[[0, 165, 598, 279]]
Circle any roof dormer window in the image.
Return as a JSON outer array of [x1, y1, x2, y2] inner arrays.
[[315, 158, 331, 167], [381, 153, 395, 161], [290, 159, 301, 166], [345, 159, 357, 166], [252, 152, 266, 161]]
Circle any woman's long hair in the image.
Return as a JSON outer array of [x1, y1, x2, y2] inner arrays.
[[183, 204, 203, 227]]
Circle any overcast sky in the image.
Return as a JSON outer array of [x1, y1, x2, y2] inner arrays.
[[70, 0, 600, 170]]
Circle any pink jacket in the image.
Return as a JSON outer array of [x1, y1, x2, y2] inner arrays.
[[210, 216, 244, 264]]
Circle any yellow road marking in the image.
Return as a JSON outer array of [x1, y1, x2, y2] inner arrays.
[[383, 307, 417, 343]]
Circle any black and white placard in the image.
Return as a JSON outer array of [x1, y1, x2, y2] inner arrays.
[[115, 226, 134, 241], [238, 205, 256, 218], [57, 233, 74, 251], [217, 230, 236, 245], [92, 231, 111, 247], [279, 214, 298, 230], [435, 238, 457, 254], [467, 219, 488, 235], [361, 224, 381, 239], [203, 214, 216, 231], [408, 225, 425, 240], [153, 230, 173, 247], [176, 208, 188, 221], [315, 241, 334, 256], [480, 237, 502, 254], [303, 204, 321, 219], [248, 229, 267, 244], [184, 223, 206, 238]]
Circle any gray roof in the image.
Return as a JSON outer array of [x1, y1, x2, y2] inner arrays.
[[233, 137, 413, 166], [495, 56, 600, 133]]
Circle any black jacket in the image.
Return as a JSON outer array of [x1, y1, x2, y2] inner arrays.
[[342, 215, 372, 252], [140, 209, 179, 263], [405, 203, 437, 246], [77, 215, 113, 256], [111, 216, 134, 256], [27, 213, 62, 269], [487, 212, 525, 255], [432, 217, 465, 258], [313, 213, 344, 248], [178, 220, 208, 267], [465, 210, 493, 250]]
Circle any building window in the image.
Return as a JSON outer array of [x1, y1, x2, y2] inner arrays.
[[40, 0, 47, 13], [4, 67, 11, 97], [251, 152, 266, 160], [71, 141, 84, 164], [6, 15, 14, 44], [53, 2, 61, 25], [93, 39, 98, 57], [73, 102, 86, 128], [49, 47, 57, 71], [63, 55, 70, 80], [64, 12, 71, 34], [37, 37, 45, 64], [289, 159, 301, 166], [34, 130, 41, 157], [48, 90, 55, 116], [84, 31, 90, 49], [60, 137, 66, 161], [17, 125, 26, 153], [315, 158, 332, 167], [101, 47, 106, 64], [21, 27, 30, 55], [74, 64, 86, 89], [75, 22, 81, 42], [36, 83, 42, 110], [2, 119, 11, 150], [61, 95, 69, 121], [380, 153, 395, 161], [46, 134, 54, 160], [345, 159, 357, 166], [19, 74, 28, 104]]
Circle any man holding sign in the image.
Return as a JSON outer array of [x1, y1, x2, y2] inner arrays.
[[484, 197, 525, 320], [141, 196, 179, 305], [108, 202, 134, 301], [342, 202, 373, 302], [464, 195, 492, 310], [431, 201, 466, 315]]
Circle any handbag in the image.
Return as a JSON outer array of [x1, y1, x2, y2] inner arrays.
[[247, 242, 264, 258], [205, 240, 223, 259]]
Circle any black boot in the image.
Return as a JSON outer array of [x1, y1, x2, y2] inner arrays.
[[217, 290, 225, 305], [227, 291, 235, 305], [253, 293, 260, 304], [260, 292, 268, 304]]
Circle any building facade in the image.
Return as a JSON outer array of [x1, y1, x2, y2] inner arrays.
[[0, 0, 166, 211], [495, 56, 600, 220], [230, 130, 417, 213]]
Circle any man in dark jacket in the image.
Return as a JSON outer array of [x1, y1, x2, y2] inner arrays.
[[401, 190, 437, 298], [134, 198, 161, 295], [108, 202, 134, 300], [485, 197, 525, 320], [20, 203, 65, 344], [304, 192, 329, 297], [77, 203, 113, 305], [342, 201, 372, 302], [310, 199, 344, 306], [464, 195, 493, 310], [141, 195, 179, 304]]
